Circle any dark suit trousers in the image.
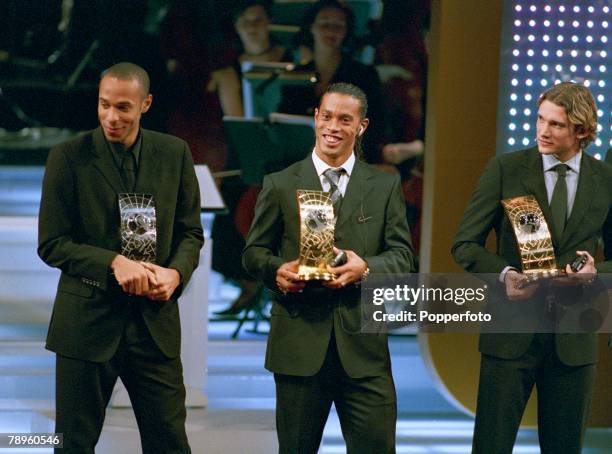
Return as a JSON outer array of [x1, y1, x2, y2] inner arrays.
[[55, 303, 190, 454], [472, 333, 595, 454], [274, 331, 397, 454]]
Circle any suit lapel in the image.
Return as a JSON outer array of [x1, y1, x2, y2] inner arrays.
[[297, 156, 323, 191], [91, 127, 126, 193], [520, 148, 562, 245], [560, 154, 599, 249], [335, 161, 374, 232], [134, 130, 161, 194]]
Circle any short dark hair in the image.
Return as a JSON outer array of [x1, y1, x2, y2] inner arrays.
[[100, 62, 150, 98], [232, 0, 271, 22], [320, 82, 368, 119]]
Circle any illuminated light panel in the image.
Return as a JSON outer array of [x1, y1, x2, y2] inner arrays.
[[498, 1, 610, 157]]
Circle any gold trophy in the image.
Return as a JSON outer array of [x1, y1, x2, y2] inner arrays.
[[296, 190, 337, 280], [502, 195, 564, 286]]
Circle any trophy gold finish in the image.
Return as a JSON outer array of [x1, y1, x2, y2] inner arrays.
[[502, 195, 563, 285], [296, 190, 337, 281]]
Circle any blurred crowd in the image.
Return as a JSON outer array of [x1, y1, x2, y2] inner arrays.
[[0, 0, 429, 312]]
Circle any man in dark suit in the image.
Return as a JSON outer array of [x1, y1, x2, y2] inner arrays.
[[243, 82, 414, 453], [453, 82, 612, 453], [38, 62, 203, 453]]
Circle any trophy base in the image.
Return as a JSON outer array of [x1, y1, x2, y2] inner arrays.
[[297, 266, 336, 281], [519, 268, 566, 288]]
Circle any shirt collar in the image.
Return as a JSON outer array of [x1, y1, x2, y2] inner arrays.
[[311, 148, 355, 177], [542, 150, 582, 174]]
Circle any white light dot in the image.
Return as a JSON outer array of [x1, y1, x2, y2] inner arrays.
[[558, 20, 565, 27], [526, 79, 533, 86], [541, 64, 548, 71], [595, 153, 601, 160], [584, 80, 591, 87], [509, 123, 516, 131], [585, 65, 592, 73], [588, 6, 594, 13], [508, 138, 516, 145], [526, 64, 534, 72], [555, 79, 561, 84], [557, 35, 564, 42], [525, 93, 532, 101], [602, 36, 608, 43], [571, 50, 578, 57], [542, 49, 549, 57], [512, 64, 520, 71], [597, 94, 605, 102], [510, 93, 518, 101], [541, 79, 548, 86], [587, 21, 594, 28], [586, 35, 593, 43], [543, 34, 550, 42], [515, 19, 522, 27], [571, 35, 579, 43], [573, 20, 580, 28], [543, 19, 551, 27], [515, 4, 522, 11], [511, 78, 519, 86], [524, 108, 531, 116], [529, 19, 536, 27], [510, 108, 517, 116], [603, 21, 609, 29], [523, 123, 530, 131], [570, 65, 577, 72], [600, 65, 607, 73], [545, 5, 551, 12], [585, 50, 592, 57], [559, 5, 565, 13], [601, 51, 607, 58], [528, 34, 535, 42], [514, 34, 521, 42], [556, 50, 563, 57], [595, 138, 602, 146], [527, 49, 535, 57], [530, 5, 537, 12], [555, 64, 563, 71], [604, 6, 610, 13], [522, 138, 530, 146], [597, 109, 603, 117], [513, 49, 520, 57], [573, 6, 580, 13]]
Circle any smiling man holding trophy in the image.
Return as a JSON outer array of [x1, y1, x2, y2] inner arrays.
[[243, 82, 414, 453]]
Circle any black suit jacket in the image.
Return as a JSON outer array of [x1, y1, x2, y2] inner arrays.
[[38, 127, 203, 362], [243, 156, 414, 378], [452, 147, 612, 365]]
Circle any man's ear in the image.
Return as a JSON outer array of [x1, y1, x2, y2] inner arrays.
[[358, 118, 369, 136], [142, 94, 153, 113], [575, 125, 588, 140]]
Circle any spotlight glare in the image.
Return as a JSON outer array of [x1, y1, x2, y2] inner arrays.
[[545, 5, 551, 12], [510, 108, 517, 116], [543, 34, 550, 42], [541, 79, 548, 86], [509, 123, 516, 131], [528, 34, 535, 41], [559, 5, 565, 13], [527, 49, 535, 57], [588, 6, 594, 13], [513, 49, 520, 56], [525, 79, 533, 86], [526, 64, 534, 71], [541, 64, 548, 71], [543, 19, 551, 27], [585, 50, 592, 57], [586, 35, 593, 43], [558, 20, 564, 27], [556, 50, 563, 57], [584, 80, 591, 87], [512, 64, 519, 71], [571, 50, 578, 57], [570, 65, 577, 72], [514, 19, 521, 27], [530, 5, 536, 12], [602, 36, 608, 43], [510, 93, 518, 101], [555, 64, 563, 71], [508, 138, 516, 145], [524, 93, 532, 101], [522, 138, 530, 146], [587, 21, 594, 28], [514, 34, 521, 42], [524, 108, 531, 116], [573, 6, 580, 13], [523, 123, 530, 131], [542, 49, 549, 57], [511, 78, 519, 86], [572, 20, 580, 28], [595, 138, 602, 146], [571, 35, 578, 43], [515, 4, 522, 11], [585, 65, 591, 73], [557, 35, 564, 42], [603, 21, 609, 29], [601, 51, 607, 58], [599, 65, 606, 73], [597, 94, 605, 102], [529, 19, 536, 27]]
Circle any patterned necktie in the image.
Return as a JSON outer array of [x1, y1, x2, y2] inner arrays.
[[323, 168, 344, 216], [121, 151, 137, 192], [550, 164, 568, 236]]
